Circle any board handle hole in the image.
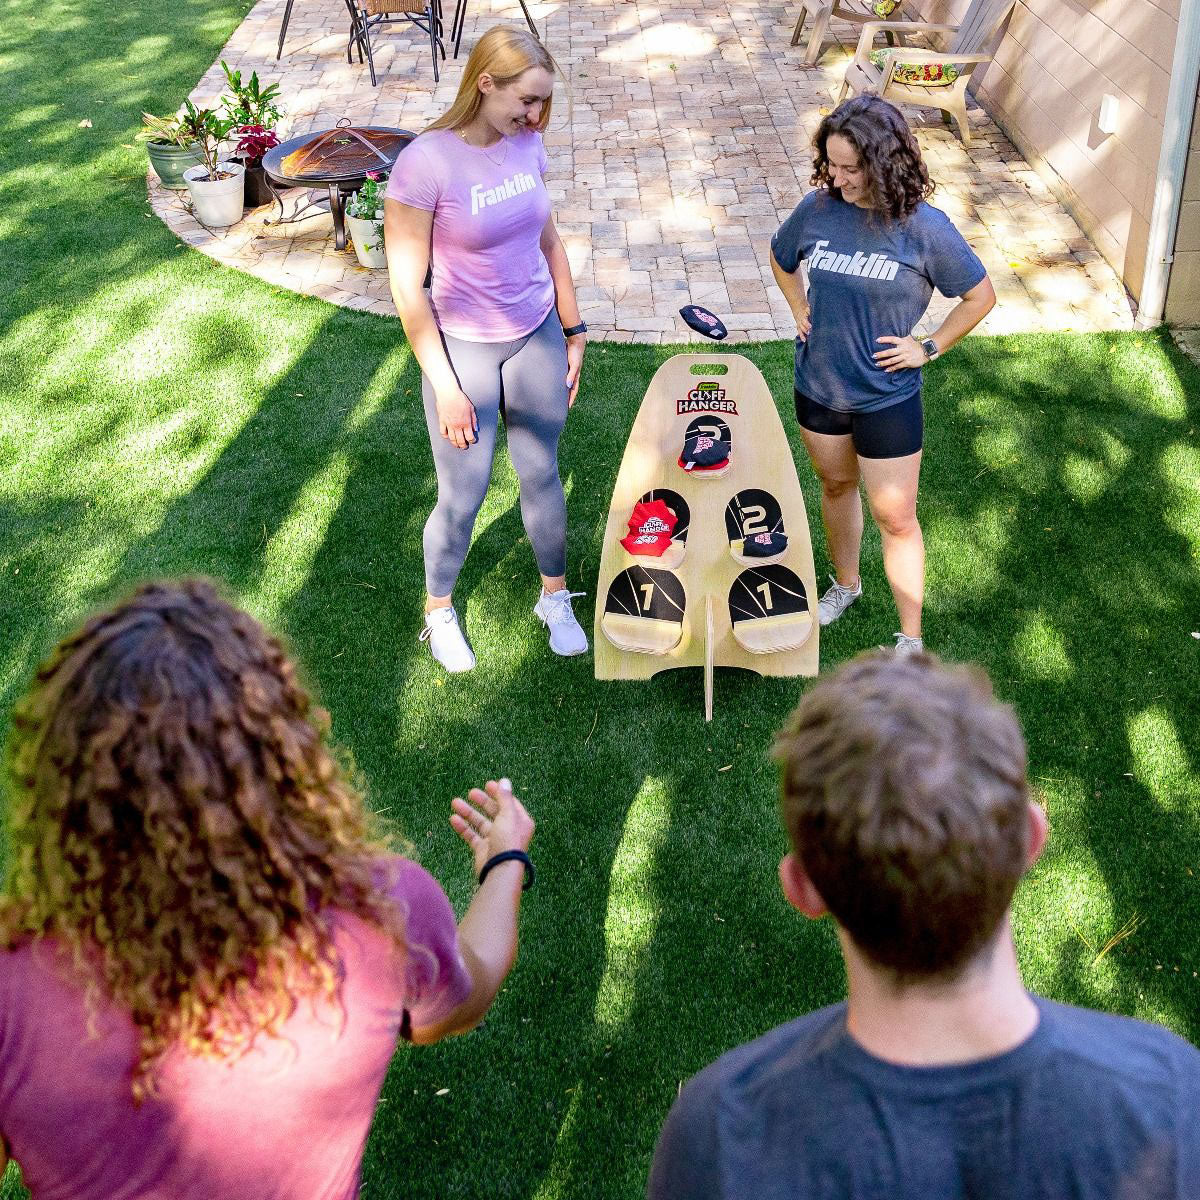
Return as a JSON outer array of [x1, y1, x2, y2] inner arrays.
[[689, 363, 728, 376]]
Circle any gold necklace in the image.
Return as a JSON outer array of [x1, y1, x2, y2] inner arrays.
[[457, 125, 508, 167]]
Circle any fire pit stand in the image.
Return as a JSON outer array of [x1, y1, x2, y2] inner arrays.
[[262, 124, 414, 251]]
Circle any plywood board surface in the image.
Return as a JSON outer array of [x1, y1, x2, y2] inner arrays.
[[594, 354, 819, 703]]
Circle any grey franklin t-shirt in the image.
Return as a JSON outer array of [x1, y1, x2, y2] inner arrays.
[[771, 190, 986, 413], [648, 997, 1200, 1200]]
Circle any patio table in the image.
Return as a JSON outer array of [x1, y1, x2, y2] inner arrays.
[[447, 0, 538, 56], [275, 0, 536, 63]]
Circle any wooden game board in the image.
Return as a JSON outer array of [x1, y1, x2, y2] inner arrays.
[[594, 354, 819, 718]]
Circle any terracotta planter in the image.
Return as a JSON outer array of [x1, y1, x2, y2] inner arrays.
[[183, 161, 246, 228], [346, 212, 387, 268], [146, 141, 204, 190]]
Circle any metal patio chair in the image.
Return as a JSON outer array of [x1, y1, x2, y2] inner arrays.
[[347, 0, 446, 85]]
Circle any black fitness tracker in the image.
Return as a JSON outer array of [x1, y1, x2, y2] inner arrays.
[[478, 850, 535, 890], [562, 321, 588, 338]]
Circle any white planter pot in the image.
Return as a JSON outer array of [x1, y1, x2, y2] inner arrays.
[[346, 212, 387, 268], [183, 160, 246, 229]]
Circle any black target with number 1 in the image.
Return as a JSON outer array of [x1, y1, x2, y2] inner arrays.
[[728, 565, 810, 626]]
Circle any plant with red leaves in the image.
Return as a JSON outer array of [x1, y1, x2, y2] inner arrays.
[[234, 125, 280, 164]]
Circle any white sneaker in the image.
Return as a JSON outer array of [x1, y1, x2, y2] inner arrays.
[[534, 589, 588, 656], [817, 575, 862, 626], [893, 633, 925, 657], [419, 606, 475, 673]]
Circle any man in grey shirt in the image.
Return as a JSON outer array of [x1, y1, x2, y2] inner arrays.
[[648, 654, 1200, 1199]]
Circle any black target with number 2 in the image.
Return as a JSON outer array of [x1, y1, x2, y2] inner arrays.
[[685, 415, 731, 445], [724, 488, 784, 544]]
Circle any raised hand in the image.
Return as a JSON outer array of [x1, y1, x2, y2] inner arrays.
[[449, 779, 535, 879]]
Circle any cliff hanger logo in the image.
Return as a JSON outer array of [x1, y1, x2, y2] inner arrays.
[[678, 381, 737, 415], [808, 239, 900, 281], [470, 172, 538, 216]]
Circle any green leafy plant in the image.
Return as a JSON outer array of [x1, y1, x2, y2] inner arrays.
[[180, 100, 236, 181], [220, 60, 283, 130], [347, 170, 387, 220], [136, 110, 196, 148]]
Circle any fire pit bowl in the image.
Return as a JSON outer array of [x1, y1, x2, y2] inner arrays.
[[263, 124, 414, 250]]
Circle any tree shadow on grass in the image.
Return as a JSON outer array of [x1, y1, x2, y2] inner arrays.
[[921, 328, 1200, 1040], [0, 0, 258, 341]]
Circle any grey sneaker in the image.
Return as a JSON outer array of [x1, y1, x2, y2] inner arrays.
[[534, 589, 589, 656], [893, 633, 925, 657], [419, 606, 476, 673], [817, 575, 862, 626]]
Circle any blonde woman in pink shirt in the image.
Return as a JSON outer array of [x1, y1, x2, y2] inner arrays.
[[385, 26, 588, 674]]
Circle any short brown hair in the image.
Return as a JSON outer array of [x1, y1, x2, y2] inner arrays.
[[773, 653, 1031, 981]]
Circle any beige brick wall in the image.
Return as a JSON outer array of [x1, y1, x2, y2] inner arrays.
[[1164, 79, 1200, 325], [900, 0, 1180, 304]]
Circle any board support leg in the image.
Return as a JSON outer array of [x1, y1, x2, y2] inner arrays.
[[704, 595, 714, 722]]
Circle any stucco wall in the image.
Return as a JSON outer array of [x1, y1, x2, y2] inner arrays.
[[1164, 78, 1200, 325], [900, 0, 1179, 305]]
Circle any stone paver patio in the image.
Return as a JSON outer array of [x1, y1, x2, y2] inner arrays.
[[151, 0, 1136, 341]]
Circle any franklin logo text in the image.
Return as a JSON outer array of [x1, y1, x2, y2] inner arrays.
[[808, 239, 900, 281], [470, 172, 539, 216]]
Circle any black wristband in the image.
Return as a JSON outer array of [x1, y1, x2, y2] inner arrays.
[[561, 321, 588, 338], [478, 849, 534, 891]]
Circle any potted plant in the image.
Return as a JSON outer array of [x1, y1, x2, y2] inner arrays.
[[180, 102, 244, 228], [137, 109, 204, 190], [234, 125, 280, 209], [220, 61, 284, 208], [220, 60, 283, 129], [345, 171, 388, 268]]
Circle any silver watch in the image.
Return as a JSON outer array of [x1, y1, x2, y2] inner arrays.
[[920, 336, 939, 361]]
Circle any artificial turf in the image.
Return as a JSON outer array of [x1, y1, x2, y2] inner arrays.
[[2, 0, 1199, 1195]]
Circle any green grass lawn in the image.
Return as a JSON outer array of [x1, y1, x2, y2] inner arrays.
[[2, 0, 1199, 1196]]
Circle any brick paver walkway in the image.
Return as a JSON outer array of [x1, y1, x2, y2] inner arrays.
[[151, 0, 1135, 341]]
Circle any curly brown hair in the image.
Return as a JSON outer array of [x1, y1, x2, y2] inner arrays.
[[811, 95, 934, 221], [2, 579, 409, 1098]]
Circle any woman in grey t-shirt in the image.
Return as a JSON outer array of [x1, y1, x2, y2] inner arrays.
[[770, 97, 995, 654]]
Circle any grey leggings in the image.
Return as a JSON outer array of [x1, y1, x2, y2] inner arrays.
[[422, 311, 570, 598]]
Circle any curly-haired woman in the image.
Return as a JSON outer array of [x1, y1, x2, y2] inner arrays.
[[0, 580, 534, 1197], [770, 95, 995, 654]]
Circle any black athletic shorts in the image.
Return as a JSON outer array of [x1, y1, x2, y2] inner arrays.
[[794, 389, 923, 459]]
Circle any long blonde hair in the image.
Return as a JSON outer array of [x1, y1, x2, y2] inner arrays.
[[426, 25, 562, 135]]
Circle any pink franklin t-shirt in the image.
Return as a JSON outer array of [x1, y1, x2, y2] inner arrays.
[[0, 857, 471, 1200], [387, 127, 555, 342]]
